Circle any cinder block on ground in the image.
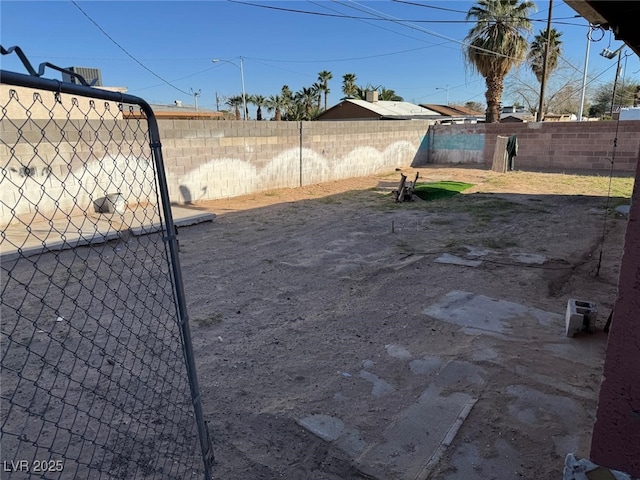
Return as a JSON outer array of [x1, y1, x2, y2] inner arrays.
[[563, 454, 633, 480], [565, 299, 597, 337]]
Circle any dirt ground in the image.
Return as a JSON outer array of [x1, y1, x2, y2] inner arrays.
[[178, 166, 632, 479]]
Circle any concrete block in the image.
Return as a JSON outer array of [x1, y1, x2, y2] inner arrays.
[[563, 454, 633, 480], [565, 299, 597, 337], [93, 192, 126, 214]]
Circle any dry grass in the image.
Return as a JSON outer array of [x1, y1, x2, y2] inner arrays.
[[198, 166, 635, 216]]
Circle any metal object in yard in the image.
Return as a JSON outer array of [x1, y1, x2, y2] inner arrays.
[[393, 171, 420, 203]]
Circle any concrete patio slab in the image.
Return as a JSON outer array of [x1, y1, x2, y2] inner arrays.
[[298, 359, 484, 480], [434, 253, 482, 267], [0, 205, 215, 261], [423, 290, 562, 337], [355, 386, 477, 480]]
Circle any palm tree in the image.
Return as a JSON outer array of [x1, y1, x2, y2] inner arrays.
[[266, 94, 287, 121], [464, 0, 535, 123], [379, 87, 403, 101], [312, 82, 324, 110], [250, 94, 267, 121], [295, 87, 315, 120], [527, 28, 563, 84], [280, 85, 294, 119], [226, 95, 243, 120], [342, 73, 357, 99], [353, 84, 404, 102], [354, 85, 367, 100], [318, 70, 333, 110]]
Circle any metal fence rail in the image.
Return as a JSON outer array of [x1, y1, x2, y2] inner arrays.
[[1, 49, 213, 479]]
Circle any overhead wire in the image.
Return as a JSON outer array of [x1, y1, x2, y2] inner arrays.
[[309, 0, 448, 46], [246, 44, 449, 64], [129, 66, 218, 93], [230, 0, 586, 26], [315, 0, 545, 63], [392, 0, 585, 26], [70, 0, 191, 97], [68, 0, 626, 104]]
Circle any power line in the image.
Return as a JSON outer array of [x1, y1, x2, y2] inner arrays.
[[231, 0, 470, 22], [392, 0, 586, 26], [130, 66, 218, 93], [310, 0, 448, 45], [391, 0, 470, 15], [230, 0, 585, 26], [246, 44, 448, 64], [69, 0, 191, 96], [338, 0, 524, 61]]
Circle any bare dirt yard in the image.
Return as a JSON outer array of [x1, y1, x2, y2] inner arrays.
[[177, 166, 634, 480]]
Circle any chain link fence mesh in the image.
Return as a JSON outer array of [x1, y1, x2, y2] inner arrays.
[[1, 78, 208, 478]]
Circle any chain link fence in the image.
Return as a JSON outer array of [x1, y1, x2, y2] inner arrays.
[[1, 52, 213, 479]]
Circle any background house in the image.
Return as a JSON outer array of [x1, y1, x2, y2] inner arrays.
[[317, 91, 442, 121], [420, 104, 485, 124], [123, 100, 223, 120]]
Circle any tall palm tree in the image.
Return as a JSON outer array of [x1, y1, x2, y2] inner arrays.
[[342, 73, 357, 99], [527, 28, 563, 84], [312, 82, 324, 110], [465, 0, 535, 123], [318, 70, 333, 110], [250, 94, 267, 121], [280, 85, 294, 119], [226, 95, 243, 120]]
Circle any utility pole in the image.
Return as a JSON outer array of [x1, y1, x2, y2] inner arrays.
[[239, 56, 247, 120], [599, 45, 625, 118], [536, 0, 553, 122], [609, 49, 623, 118], [190, 88, 201, 111], [212, 57, 247, 120], [578, 24, 592, 122]]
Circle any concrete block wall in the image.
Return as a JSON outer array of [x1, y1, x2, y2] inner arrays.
[[158, 119, 433, 205], [1, 117, 433, 226], [5, 110, 637, 227], [424, 121, 640, 173], [1, 118, 151, 227]]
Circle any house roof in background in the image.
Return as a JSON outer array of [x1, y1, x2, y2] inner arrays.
[[123, 102, 223, 120], [500, 113, 536, 123], [420, 104, 484, 117], [346, 99, 441, 117], [317, 99, 442, 120]]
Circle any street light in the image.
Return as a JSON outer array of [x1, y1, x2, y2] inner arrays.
[[436, 85, 450, 105], [212, 57, 247, 120]]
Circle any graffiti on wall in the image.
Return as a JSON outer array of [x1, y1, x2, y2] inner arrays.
[[9, 164, 52, 179]]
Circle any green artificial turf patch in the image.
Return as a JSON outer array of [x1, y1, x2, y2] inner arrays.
[[413, 181, 474, 201]]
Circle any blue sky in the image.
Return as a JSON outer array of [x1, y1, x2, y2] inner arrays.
[[2, 0, 639, 113]]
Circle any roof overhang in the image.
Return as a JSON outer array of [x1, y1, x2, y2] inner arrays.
[[565, 1, 640, 57]]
